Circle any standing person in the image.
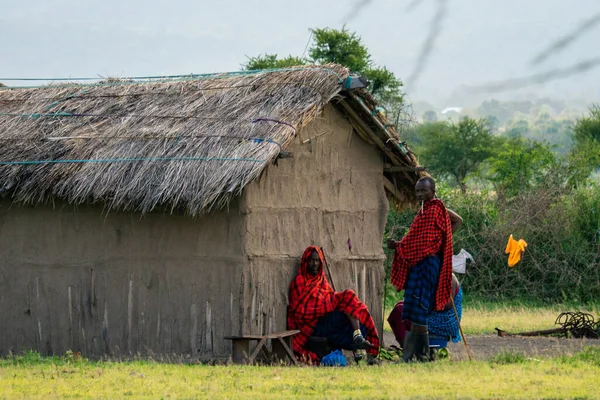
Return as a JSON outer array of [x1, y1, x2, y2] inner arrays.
[[386, 177, 458, 362], [388, 273, 463, 349]]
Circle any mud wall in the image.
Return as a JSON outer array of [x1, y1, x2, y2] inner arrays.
[[0, 105, 392, 359], [0, 200, 245, 359], [241, 104, 389, 339]]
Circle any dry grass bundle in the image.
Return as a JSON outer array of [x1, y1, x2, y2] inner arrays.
[[0, 65, 352, 215]]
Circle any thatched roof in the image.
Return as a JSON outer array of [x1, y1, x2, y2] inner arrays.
[[0, 64, 420, 215]]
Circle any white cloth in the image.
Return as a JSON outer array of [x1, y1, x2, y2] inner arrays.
[[452, 249, 474, 274]]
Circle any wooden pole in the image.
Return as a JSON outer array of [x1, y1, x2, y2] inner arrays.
[[451, 296, 473, 361], [320, 247, 336, 292], [495, 327, 565, 337]]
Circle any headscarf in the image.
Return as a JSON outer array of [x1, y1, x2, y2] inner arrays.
[[288, 246, 336, 320]]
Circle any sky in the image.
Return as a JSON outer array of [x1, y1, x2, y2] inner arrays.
[[2, 0, 599, 108]]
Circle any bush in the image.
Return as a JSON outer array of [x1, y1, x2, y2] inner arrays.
[[384, 183, 600, 303]]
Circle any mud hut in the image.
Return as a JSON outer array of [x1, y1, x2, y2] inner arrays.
[[0, 64, 422, 359]]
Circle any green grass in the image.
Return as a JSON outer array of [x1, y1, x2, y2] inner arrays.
[[1, 349, 599, 399], [462, 297, 600, 335], [384, 296, 600, 335], [3, 301, 600, 399]]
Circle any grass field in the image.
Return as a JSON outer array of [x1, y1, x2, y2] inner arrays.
[[1, 349, 599, 399], [384, 297, 600, 335], [461, 298, 600, 335], [2, 301, 599, 399]]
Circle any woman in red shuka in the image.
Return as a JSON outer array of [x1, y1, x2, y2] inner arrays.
[[287, 246, 380, 364]]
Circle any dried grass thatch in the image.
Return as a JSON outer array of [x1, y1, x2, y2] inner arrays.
[[0, 64, 417, 215]]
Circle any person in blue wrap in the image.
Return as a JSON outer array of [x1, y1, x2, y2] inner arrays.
[[428, 273, 463, 343], [388, 273, 463, 351]]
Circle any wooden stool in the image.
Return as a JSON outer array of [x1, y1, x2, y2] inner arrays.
[[225, 330, 300, 365]]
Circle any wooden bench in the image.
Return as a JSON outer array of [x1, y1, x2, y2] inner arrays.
[[224, 330, 300, 365]]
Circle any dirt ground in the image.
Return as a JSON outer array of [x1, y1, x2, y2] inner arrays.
[[382, 331, 600, 361]]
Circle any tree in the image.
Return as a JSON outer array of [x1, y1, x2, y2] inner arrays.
[[363, 66, 405, 126], [422, 110, 438, 122], [566, 143, 600, 186], [572, 105, 600, 144], [241, 27, 405, 127], [485, 115, 500, 132], [418, 117, 496, 193], [504, 118, 529, 138], [308, 27, 370, 73], [535, 111, 553, 124], [308, 27, 404, 124], [487, 138, 557, 199], [363, 66, 403, 103], [476, 99, 513, 125], [569, 105, 600, 179], [529, 117, 573, 154], [241, 54, 306, 70]]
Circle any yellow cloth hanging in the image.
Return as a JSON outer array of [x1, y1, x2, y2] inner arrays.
[[505, 234, 527, 267]]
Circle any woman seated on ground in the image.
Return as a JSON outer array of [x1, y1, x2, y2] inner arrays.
[[388, 273, 463, 347], [287, 246, 380, 364]]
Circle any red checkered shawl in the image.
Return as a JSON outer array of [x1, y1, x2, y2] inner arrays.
[[391, 199, 453, 311], [287, 246, 379, 362]]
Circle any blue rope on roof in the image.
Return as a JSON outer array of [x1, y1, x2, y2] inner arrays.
[[0, 67, 343, 89], [0, 112, 74, 119], [252, 117, 297, 137], [247, 137, 283, 151], [0, 113, 294, 139], [44, 89, 89, 111]]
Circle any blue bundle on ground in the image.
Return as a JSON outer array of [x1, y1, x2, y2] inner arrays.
[[321, 350, 347, 367]]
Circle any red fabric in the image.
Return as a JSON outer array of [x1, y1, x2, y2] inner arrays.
[[287, 246, 380, 363], [387, 301, 411, 345], [390, 199, 453, 311]]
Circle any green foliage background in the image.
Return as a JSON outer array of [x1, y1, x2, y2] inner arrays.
[[244, 26, 600, 305]]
